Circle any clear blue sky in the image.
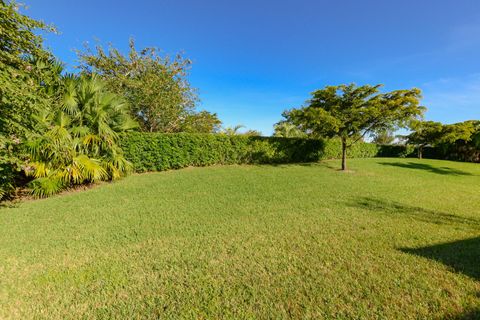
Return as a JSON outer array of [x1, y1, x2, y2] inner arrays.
[[24, 0, 480, 135]]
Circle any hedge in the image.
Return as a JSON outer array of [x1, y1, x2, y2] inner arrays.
[[121, 132, 477, 173], [120, 133, 383, 172]]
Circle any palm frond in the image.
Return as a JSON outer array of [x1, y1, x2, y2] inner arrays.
[[29, 177, 64, 198], [73, 155, 108, 182]]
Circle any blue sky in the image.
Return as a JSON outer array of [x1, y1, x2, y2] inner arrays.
[[24, 0, 480, 134]]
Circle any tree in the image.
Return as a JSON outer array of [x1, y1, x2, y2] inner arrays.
[[406, 121, 444, 158], [221, 125, 246, 135], [78, 39, 219, 133], [283, 84, 424, 170], [243, 129, 262, 137], [25, 74, 138, 197], [440, 120, 479, 162], [371, 129, 395, 145], [273, 122, 307, 138], [0, 1, 60, 199], [441, 121, 477, 144], [180, 110, 222, 133], [0, 0, 59, 136]]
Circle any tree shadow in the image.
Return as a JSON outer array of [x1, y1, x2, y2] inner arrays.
[[351, 197, 480, 230], [445, 309, 480, 320], [378, 161, 473, 176], [400, 237, 480, 281]]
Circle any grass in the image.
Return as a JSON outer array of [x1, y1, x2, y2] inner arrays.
[[0, 158, 479, 319]]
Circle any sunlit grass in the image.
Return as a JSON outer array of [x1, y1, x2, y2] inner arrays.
[[0, 158, 479, 319]]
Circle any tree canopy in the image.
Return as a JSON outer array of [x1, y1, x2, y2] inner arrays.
[[0, 0, 59, 137], [407, 120, 480, 159], [282, 84, 425, 170], [77, 39, 221, 133]]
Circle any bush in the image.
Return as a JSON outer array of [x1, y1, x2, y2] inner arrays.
[[377, 144, 416, 158], [120, 133, 381, 172]]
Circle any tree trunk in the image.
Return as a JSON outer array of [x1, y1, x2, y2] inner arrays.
[[418, 145, 423, 159], [341, 138, 347, 171]]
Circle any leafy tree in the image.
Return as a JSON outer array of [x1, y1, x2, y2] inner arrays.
[[406, 121, 444, 158], [273, 122, 307, 138], [180, 110, 222, 133], [441, 121, 477, 144], [78, 39, 219, 133], [440, 120, 480, 162], [0, 1, 61, 199], [371, 129, 395, 145], [25, 74, 138, 197], [282, 84, 424, 170], [0, 0, 59, 136]]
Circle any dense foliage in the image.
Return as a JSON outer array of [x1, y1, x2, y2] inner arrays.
[[407, 120, 480, 161], [273, 122, 307, 138], [78, 39, 221, 133], [0, 0, 60, 199], [280, 84, 424, 170], [24, 74, 137, 197], [120, 133, 383, 172], [0, 1, 57, 136]]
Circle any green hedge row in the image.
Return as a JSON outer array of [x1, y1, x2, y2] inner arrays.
[[120, 133, 385, 172], [121, 133, 464, 173]]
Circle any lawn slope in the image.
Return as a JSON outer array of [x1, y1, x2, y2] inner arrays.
[[0, 158, 479, 319]]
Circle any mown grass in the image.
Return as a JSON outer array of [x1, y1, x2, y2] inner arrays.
[[0, 158, 479, 319]]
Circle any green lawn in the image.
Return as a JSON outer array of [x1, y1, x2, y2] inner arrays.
[[0, 158, 479, 319]]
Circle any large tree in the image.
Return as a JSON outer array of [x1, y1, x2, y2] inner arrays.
[[0, 0, 59, 136], [78, 39, 220, 133], [0, 1, 61, 199], [283, 84, 424, 170]]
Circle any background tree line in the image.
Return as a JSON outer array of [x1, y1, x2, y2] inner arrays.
[[273, 84, 480, 169]]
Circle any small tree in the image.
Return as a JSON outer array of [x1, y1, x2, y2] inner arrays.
[[283, 84, 424, 170], [406, 121, 444, 158], [273, 122, 307, 138], [221, 125, 245, 135], [180, 110, 222, 133], [371, 129, 395, 145]]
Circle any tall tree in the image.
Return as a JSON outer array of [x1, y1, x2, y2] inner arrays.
[[0, 1, 60, 199], [282, 84, 424, 170], [0, 0, 58, 136], [78, 39, 219, 133]]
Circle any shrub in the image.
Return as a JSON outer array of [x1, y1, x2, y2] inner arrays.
[[25, 75, 137, 197]]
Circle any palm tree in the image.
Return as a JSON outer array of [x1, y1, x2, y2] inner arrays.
[[273, 122, 306, 138], [221, 125, 245, 135], [25, 74, 138, 197]]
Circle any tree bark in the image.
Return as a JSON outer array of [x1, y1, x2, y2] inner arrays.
[[341, 138, 347, 171], [418, 145, 423, 159]]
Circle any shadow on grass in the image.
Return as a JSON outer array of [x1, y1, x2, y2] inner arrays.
[[445, 309, 480, 320], [401, 237, 480, 281], [378, 161, 473, 176], [352, 197, 480, 230]]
